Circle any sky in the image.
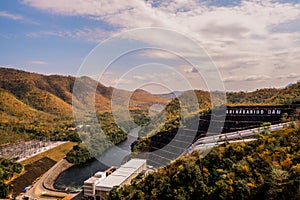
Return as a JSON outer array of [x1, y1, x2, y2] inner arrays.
[[0, 0, 299, 93]]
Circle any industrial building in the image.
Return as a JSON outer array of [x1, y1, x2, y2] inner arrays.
[[83, 171, 107, 197], [84, 159, 147, 200]]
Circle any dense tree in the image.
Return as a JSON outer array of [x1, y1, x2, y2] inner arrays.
[[66, 145, 93, 164], [0, 158, 23, 198], [110, 124, 300, 200]]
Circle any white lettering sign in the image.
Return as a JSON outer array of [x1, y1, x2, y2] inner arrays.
[[226, 109, 282, 115]]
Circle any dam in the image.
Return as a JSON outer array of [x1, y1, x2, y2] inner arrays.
[[140, 104, 298, 167]]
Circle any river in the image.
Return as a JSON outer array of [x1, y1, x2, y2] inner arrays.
[[54, 128, 139, 191]]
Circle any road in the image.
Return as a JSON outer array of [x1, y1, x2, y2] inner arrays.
[[187, 121, 297, 153], [19, 159, 78, 200]]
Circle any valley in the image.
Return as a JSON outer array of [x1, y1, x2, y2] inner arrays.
[[0, 68, 299, 199]]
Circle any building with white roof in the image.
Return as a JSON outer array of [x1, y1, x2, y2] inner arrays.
[[83, 171, 106, 197], [83, 159, 147, 200]]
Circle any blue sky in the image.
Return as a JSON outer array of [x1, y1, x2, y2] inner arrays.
[[1, 0, 101, 74], [0, 0, 299, 92]]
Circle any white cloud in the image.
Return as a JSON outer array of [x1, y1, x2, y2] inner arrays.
[[0, 64, 18, 68], [22, 0, 300, 91], [138, 49, 181, 60], [0, 11, 24, 20], [0, 10, 38, 24], [224, 75, 271, 83], [277, 73, 300, 79], [30, 60, 48, 65], [26, 27, 112, 42], [223, 73, 300, 91]]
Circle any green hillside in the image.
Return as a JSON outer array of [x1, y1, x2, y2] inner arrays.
[[110, 123, 300, 200], [0, 88, 53, 123], [226, 88, 280, 105], [267, 82, 300, 104], [0, 68, 74, 117], [131, 82, 299, 155], [114, 82, 300, 199], [0, 67, 169, 144], [227, 82, 300, 105], [0, 68, 168, 116], [0, 88, 57, 143]]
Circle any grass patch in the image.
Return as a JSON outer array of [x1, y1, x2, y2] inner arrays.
[[20, 142, 76, 165]]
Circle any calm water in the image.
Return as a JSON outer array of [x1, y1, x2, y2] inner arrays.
[[54, 128, 139, 191]]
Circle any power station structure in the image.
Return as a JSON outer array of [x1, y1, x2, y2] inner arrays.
[[83, 159, 147, 200], [83, 104, 299, 196]]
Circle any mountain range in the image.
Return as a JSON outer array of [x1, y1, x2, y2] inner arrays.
[[0, 68, 170, 144], [0, 68, 169, 124], [0, 67, 299, 144]]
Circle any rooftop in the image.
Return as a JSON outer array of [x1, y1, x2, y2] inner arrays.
[[96, 159, 146, 189], [84, 176, 100, 184]]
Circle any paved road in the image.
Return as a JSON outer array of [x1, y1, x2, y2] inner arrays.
[[20, 159, 79, 200], [188, 121, 297, 153]]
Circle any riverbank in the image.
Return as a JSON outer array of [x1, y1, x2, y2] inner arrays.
[[22, 159, 78, 200], [42, 159, 74, 191], [54, 128, 140, 190], [7, 142, 76, 199]]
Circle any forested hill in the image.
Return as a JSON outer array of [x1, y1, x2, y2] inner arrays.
[[1, 67, 298, 126], [226, 82, 300, 105], [0, 67, 298, 144], [131, 82, 299, 157], [0, 68, 168, 117], [110, 123, 300, 200], [0, 67, 168, 143]]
